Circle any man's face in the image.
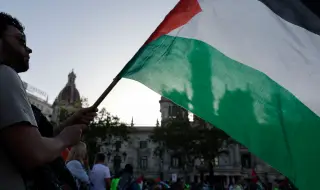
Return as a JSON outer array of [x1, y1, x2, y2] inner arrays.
[[1, 25, 32, 72]]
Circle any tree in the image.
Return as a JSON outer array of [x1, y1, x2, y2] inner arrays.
[[150, 117, 229, 180], [82, 108, 132, 167], [52, 97, 131, 169]]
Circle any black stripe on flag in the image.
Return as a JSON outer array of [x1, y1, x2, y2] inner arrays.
[[300, 0, 320, 19], [258, 0, 320, 36]]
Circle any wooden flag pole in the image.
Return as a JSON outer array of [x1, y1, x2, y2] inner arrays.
[[92, 75, 121, 108], [92, 43, 138, 108]]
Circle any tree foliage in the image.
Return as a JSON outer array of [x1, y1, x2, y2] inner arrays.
[[82, 108, 131, 166], [150, 118, 229, 171], [52, 97, 131, 167]]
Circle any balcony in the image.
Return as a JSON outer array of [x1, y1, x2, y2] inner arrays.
[[214, 165, 241, 172]]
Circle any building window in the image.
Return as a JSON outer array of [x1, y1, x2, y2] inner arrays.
[[139, 141, 147, 149], [169, 105, 179, 118], [140, 156, 148, 169], [171, 156, 179, 168], [169, 106, 173, 116], [241, 153, 251, 168]]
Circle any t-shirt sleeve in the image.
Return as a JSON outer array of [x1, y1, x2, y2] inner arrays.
[[0, 65, 37, 129], [67, 160, 90, 184], [104, 166, 111, 179]]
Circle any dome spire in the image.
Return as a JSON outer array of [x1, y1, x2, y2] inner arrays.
[[131, 117, 134, 127], [54, 69, 81, 106], [68, 69, 76, 85]]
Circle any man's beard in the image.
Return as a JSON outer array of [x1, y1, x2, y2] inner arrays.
[[2, 40, 28, 72]]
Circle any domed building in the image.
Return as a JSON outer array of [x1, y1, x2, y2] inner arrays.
[[51, 70, 82, 124]]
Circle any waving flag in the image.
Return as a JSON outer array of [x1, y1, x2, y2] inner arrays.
[[119, 0, 320, 189]]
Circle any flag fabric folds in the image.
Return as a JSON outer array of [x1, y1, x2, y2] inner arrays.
[[119, 0, 320, 189]]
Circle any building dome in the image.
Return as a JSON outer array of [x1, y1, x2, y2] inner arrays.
[[57, 86, 80, 104], [54, 70, 81, 106]]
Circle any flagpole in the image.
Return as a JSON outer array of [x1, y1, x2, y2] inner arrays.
[[91, 58, 135, 108], [91, 34, 147, 108], [92, 75, 121, 108]]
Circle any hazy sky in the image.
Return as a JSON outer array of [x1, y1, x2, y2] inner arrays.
[[2, 0, 179, 126]]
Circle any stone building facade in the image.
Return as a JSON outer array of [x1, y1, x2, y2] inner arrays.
[[23, 81, 53, 121], [100, 96, 283, 184]]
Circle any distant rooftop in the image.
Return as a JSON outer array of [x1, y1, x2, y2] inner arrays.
[[23, 81, 49, 103], [130, 126, 154, 133]]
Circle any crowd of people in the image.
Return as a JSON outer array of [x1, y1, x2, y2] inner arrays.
[[60, 140, 299, 190]]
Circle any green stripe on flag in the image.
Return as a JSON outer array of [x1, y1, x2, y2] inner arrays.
[[120, 35, 320, 189]]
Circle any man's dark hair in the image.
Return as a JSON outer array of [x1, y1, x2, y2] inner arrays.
[[95, 153, 106, 162], [0, 12, 24, 37]]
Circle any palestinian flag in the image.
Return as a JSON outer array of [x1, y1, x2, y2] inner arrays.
[[119, 0, 320, 189], [251, 169, 264, 190], [136, 176, 143, 190]]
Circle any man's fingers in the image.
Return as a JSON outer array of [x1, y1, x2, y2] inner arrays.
[[85, 112, 97, 117], [80, 119, 91, 125], [81, 106, 98, 113], [81, 116, 95, 122], [78, 124, 87, 130], [84, 114, 96, 119]]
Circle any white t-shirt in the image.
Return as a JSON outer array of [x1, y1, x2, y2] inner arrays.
[[89, 163, 111, 190], [0, 65, 38, 190]]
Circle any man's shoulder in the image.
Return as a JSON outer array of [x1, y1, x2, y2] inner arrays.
[[0, 64, 19, 78], [95, 163, 109, 169], [102, 164, 110, 170], [67, 160, 82, 166], [0, 65, 38, 129], [0, 65, 23, 86]]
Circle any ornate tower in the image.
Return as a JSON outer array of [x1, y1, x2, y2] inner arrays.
[[51, 70, 82, 124], [159, 96, 188, 124]]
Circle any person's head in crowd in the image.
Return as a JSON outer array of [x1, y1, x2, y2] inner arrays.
[[124, 164, 133, 174], [66, 141, 87, 163], [95, 153, 105, 164], [0, 12, 32, 73]]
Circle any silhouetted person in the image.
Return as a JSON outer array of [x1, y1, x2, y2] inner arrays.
[[117, 164, 139, 190]]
